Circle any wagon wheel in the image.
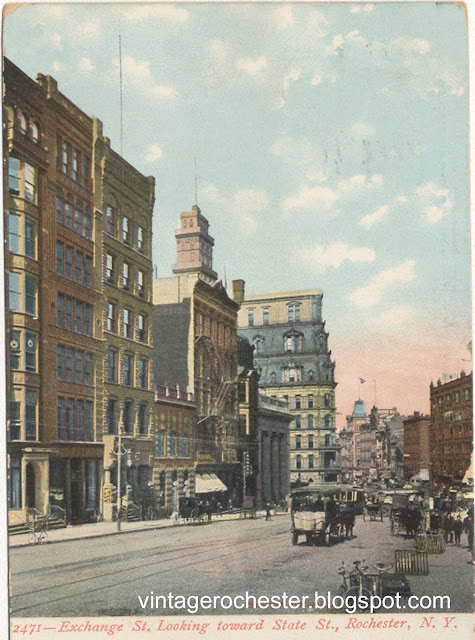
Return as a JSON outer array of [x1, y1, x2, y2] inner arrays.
[[292, 531, 299, 545]]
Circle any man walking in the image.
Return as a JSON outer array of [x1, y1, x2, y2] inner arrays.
[[265, 503, 272, 521]]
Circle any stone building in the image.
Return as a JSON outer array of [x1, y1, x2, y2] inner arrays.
[[5, 59, 104, 525], [403, 412, 431, 482], [153, 206, 241, 501], [430, 371, 473, 487], [154, 385, 196, 513], [235, 282, 339, 487], [92, 119, 155, 521]]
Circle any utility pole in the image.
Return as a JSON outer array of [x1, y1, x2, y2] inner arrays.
[[117, 409, 123, 531]]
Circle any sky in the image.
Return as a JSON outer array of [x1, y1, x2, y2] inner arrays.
[[4, 1, 472, 427]]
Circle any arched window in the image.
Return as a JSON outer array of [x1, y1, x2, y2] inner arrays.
[[19, 112, 28, 135], [65, 195, 74, 229], [284, 332, 302, 353], [308, 455, 314, 469], [31, 122, 39, 143]]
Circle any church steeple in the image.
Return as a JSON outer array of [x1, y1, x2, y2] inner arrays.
[[173, 205, 218, 284]]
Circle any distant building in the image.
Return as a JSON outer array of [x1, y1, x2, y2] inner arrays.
[[153, 206, 242, 502], [154, 385, 196, 513], [403, 412, 430, 482], [430, 371, 473, 487], [235, 282, 339, 487]]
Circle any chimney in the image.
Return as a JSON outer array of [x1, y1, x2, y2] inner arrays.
[[232, 279, 245, 305]]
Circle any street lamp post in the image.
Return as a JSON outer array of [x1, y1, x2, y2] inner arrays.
[[116, 411, 131, 532]]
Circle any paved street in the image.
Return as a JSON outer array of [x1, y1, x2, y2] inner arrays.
[[10, 515, 473, 617]]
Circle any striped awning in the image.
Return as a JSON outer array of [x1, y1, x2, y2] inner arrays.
[[195, 472, 227, 494]]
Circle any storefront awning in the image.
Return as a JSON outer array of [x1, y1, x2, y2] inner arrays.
[[195, 473, 227, 494]]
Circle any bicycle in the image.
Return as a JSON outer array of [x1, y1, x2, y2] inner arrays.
[[338, 560, 372, 606], [27, 519, 48, 545]]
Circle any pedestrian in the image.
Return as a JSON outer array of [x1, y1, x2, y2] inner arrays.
[[265, 502, 271, 521], [448, 515, 455, 543], [454, 516, 463, 546], [442, 514, 450, 543]]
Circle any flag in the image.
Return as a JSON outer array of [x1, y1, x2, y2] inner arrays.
[[359, 378, 366, 384]]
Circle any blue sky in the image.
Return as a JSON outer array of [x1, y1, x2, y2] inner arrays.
[[4, 2, 471, 421]]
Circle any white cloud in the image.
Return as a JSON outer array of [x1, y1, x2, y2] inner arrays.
[[298, 242, 376, 270], [236, 56, 267, 76], [415, 182, 453, 223], [350, 3, 374, 12], [359, 205, 389, 229], [52, 61, 62, 73], [79, 57, 94, 73], [306, 170, 328, 182], [75, 19, 102, 40], [120, 57, 177, 99], [352, 122, 375, 138], [273, 5, 294, 29], [397, 195, 408, 203], [346, 30, 367, 46], [311, 73, 322, 87], [283, 173, 384, 214], [327, 34, 344, 56], [366, 305, 416, 330], [282, 67, 301, 91], [121, 4, 188, 23], [392, 37, 430, 56], [209, 40, 229, 61], [349, 260, 416, 307], [203, 185, 268, 234], [145, 144, 163, 162], [451, 87, 465, 96]]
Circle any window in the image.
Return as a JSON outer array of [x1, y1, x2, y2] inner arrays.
[[464, 389, 470, 401], [307, 415, 313, 429], [8, 273, 21, 312], [285, 333, 302, 352], [248, 309, 254, 327], [137, 226, 144, 252], [9, 458, 21, 508], [62, 140, 68, 174], [262, 308, 269, 325], [308, 434, 314, 449], [107, 398, 117, 433], [106, 302, 117, 332], [25, 219, 35, 258], [270, 372, 276, 384], [295, 395, 301, 409], [308, 455, 314, 469], [105, 206, 115, 236], [281, 366, 301, 383], [8, 157, 37, 203], [9, 331, 21, 370], [31, 122, 39, 143], [137, 315, 146, 342], [105, 254, 114, 284], [56, 345, 92, 386], [122, 262, 129, 290], [156, 431, 164, 457], [123, 401, 133, 433], [455, 391, 460, 404], [20, 112, 28, 135], [25, 275, 37, 315], [122, 216, 130, 244], [56, 241, 92, 287], [295, 455, 302, 470], [287, 304, 300, 323], [295, 415, 301, 429], [8, 213, 20, 253], [58, 396, 94, 442], [123, 354, 133, 386], [25, 333, 36, 372], [324, 394, 330, 408], [138, 403, 148, 435], [253, 337, 263, 354], [136, 270, 144, 297], [307, 395, 313, 409], [122, 308, 132, 338], [9, 389, 21, 440], [139, 359, 148, 389], [72, 149, 78, 182], [25, 390, 37, 440], [107, 349, 118, 383], [324, 414, 331, 429]]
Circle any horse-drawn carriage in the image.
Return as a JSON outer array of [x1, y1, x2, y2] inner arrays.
[[178, 497, 212, 523], [363, 501, 384, 522], [388, 495, 425, 538]]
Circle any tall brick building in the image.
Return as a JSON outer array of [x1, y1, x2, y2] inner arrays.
[[430, 371, 472, 487], [4, 59, 155, 525]]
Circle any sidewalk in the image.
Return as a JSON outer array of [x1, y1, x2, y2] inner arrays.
[[9, 510, 278, 548]]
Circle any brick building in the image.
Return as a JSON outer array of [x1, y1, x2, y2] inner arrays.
[[153, 206, 242, 502], [403, 412, 430, 482], [430, 371, 473, 487]]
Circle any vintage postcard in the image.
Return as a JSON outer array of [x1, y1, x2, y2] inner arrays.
[[2, 1, 473, 639]]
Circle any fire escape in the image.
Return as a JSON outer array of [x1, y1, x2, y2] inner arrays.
[[196, 335, 236, 462]]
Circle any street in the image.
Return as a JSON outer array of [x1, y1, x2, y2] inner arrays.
[[9, 515, 473, 617]]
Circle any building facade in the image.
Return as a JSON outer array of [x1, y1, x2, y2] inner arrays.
[[5, 60, 104, 525], [234, 282, 339, 487], [153, 206, 242, 501], [403, 412, 430, 482], [430, 371, 473, 487], [154, 385, 196, 513], [92, 119, 156, 521]]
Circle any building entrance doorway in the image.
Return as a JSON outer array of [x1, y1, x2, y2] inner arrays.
[[26, 463, 35, 509]]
